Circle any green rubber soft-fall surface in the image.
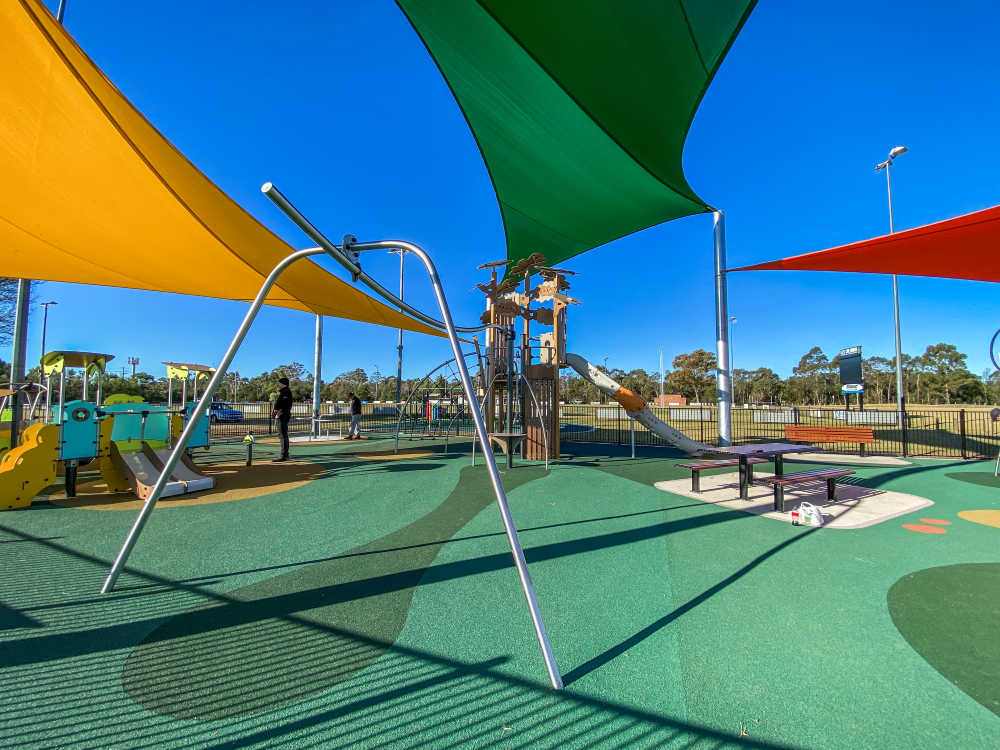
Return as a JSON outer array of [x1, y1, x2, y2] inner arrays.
[[1, 438, 999, 749]]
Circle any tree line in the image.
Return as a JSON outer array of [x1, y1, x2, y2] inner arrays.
[[562, 343, 997, 406], [2, 340, 995, 407]]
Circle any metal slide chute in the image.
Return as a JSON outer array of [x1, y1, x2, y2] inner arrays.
[[565, 353, 714, 456]]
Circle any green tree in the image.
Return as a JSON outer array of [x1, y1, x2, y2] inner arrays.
[[668, 350, 716, 404], [920, 343, 970, 404]]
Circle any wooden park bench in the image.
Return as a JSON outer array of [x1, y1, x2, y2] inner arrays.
[[676, 457, 769, 493], [785, 425, 877, 457], [757, 467, 856, 512]]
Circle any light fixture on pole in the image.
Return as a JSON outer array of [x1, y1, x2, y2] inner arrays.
[[875, 146, 907, 437], [128, 357, 140, 377], [39, 302, 57, 360]]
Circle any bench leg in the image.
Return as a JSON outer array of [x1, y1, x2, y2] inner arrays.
[[827, 477, 837, 502], [747, 463, 755, 483], [860, 443, 865, 458], [774, 484, 784, 513], [692, 471, 700, 493]]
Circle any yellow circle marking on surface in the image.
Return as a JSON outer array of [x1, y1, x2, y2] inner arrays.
[[49, 461, 327, 510], [352, 450, 434, 461], [957, 510, 1000, 529]]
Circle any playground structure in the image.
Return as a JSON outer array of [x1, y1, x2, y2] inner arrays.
[[474, 256, 574, 463], [0, 352, 216, 509]]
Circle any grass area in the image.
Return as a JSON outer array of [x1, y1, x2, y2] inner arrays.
[[2, 438, 998, 748]]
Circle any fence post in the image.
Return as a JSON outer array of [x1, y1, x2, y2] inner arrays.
[[617, 405, 622, 445], [699, 407, 705, 444], [959, 409, 967, 459]]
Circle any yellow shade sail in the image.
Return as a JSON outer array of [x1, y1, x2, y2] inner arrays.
[[0, 0, 442, 338]]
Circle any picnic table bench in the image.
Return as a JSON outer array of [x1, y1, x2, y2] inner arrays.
[[676, 457, 769, 492], [785, 426, 877, 457], [757, 467, 856, 512]]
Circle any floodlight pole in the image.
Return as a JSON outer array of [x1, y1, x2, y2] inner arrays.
[[312, 315, 323, 437], [886, 165, 906, 437], [713, 211, 732, 446], [390, 248, 408, 404]]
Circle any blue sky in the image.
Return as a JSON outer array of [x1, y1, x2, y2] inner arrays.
[[32, 0, 1000, 385]]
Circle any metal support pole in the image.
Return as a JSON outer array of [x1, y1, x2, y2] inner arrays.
[[104, 191, 563, 690], [312, 315, 323, 437], [9, 279, 31, 449], [713, 211, 732, 446], [505, 328, 515, 470], [631, 418, 635, 459], [391, 248, 407, 405]]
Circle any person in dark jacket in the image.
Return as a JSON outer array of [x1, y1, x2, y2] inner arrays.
[[272, 376, 293, 461], [347, 392, 363, 439]]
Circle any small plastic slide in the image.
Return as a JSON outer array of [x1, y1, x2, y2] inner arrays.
[[111, 442, 186, 501], [566, 353, 714, 456]]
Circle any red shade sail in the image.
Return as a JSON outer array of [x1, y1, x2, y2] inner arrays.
[[733, 205, 1000, 283]]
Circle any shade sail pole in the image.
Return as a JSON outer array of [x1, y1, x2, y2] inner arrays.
[[312, 315, 323, 437], [714, 211, 732, 446]]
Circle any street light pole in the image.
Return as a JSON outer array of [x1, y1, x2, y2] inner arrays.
[[39, 302, 57, 361], [876, 146, 907, 434], [389, 249, 408, 404]]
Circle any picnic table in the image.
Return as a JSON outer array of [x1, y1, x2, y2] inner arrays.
[[708, 443, 821, 500]]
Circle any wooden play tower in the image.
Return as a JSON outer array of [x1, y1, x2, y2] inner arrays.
[[477, 255, 578, 461]]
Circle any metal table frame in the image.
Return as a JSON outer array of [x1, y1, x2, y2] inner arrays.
[[709, 443, 820, 501]]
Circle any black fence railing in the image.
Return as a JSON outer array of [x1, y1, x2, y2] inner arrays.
[[558, 405, 1000, 459], [14, 399, 994, 459]]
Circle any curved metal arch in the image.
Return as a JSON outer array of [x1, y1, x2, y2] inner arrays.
[[392, 352, 478, 453]]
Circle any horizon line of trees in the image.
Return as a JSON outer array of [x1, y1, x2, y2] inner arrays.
[[2, 341, 994, 408]]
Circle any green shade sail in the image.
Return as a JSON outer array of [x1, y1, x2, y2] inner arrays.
[[395, 0, 757, 270]]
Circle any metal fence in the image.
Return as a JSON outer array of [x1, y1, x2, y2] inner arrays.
[[204, 401, 480, 443], [15, 399, 994, 459], [558, 404, 1000, 459]]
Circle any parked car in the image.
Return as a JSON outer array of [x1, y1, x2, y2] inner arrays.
[[209, 402, 244, 423]]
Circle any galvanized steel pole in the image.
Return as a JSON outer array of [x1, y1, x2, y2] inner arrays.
[[713, 211, 732, 446], [312, 315, 323, 437]]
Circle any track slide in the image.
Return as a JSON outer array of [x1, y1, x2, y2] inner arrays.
[[110, 442, 214, 500], [566, 353, 714, 456]]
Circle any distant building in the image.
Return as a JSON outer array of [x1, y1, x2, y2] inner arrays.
[[653, 394, 687, 406]]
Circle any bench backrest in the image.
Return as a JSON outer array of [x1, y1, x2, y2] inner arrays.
[[785, 425, 875, 442]]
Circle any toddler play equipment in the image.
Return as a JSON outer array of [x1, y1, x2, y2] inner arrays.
[[0, 351, 110, 507], [101, 394, 214, 501], [565, 352, 714, 456]]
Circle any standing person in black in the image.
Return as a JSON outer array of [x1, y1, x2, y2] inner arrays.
[[347, 391, 363, 439], [272, 376, 293, 461]]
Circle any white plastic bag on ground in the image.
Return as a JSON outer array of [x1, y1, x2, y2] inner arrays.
[[792, 501, 825, 527]]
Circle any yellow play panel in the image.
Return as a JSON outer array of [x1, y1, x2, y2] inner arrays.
[[49, 461, 327, 510]]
